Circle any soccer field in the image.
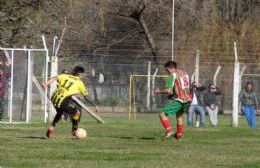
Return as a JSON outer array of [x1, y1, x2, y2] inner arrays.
[[0, 115, 260, 168]]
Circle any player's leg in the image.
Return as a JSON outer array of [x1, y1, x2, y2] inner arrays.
[[46, 108, 63, 138], [175, 112, 183, 139], [160, 100, 183, 138], [71, 112, 80, 130], [174, 102, 189, 139], [159, 100, 180, 137], [68, 99, 82, 136], [159, 112, 173, 137]]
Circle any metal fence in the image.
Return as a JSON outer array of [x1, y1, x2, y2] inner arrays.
[[0, 53, 259, 124], [58, 61, 260, 119], [0, 48, 48, 123]]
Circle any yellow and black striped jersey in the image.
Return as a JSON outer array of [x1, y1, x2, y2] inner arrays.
[[51, 74, 87, 107]]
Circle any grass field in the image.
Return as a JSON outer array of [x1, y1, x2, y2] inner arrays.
[[0, 114, 260, 168]]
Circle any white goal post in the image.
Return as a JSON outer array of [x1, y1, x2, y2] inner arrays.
[[0, 48, 49, 123]]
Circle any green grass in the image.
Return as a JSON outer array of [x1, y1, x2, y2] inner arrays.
[[0, 115, 260, 168]]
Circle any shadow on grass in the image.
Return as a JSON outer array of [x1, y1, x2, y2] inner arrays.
[[110, 136, 156, 140], [19, 136, 47, 139]]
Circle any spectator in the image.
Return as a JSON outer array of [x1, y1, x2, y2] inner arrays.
[[239, 81, 258, 128], [204, 83, 222, 127], [0, 61, 10, 121], [187, 83, 207, 127]]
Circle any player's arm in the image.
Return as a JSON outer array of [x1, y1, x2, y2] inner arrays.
[[155, 88, 172, 94], [41, 76, 58, 89], [83, 96, 99, 113]]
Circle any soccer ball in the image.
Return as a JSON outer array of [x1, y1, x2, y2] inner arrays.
[[75, 128, 87, 139]]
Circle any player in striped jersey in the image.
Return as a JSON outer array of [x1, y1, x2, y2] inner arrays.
[[155, 61, 191, 139], [42, 66, 99, 138]]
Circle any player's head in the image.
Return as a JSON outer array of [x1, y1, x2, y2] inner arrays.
[[73, 66, 85, 76], [164, 61, 177, 74]]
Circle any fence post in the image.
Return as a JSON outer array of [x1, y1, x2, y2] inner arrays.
[[213, 66, 221, 85], [195, 50, 200, 85], [232, 42, 239, 127], [26, 50, 32, 123], [146, 61, 151, 110]]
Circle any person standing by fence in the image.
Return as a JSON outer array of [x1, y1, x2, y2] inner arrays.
[[187, 83, 207, 127], [0, 61, 10, 121], [204, 83, 222, 127], [239, 81, 258, 128]]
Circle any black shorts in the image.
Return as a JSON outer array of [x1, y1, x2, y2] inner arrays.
[[55, 97, 81, 115]]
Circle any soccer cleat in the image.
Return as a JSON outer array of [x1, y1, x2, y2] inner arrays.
[[46, 128, 53, 138], [165, 131, 174, 138], [71, 130, 76, 138], [174, 133, 182, 140]]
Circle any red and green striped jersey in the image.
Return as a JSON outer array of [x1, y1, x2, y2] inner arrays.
[[165, 69, 191, 103]]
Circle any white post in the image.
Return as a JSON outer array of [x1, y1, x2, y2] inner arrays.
[[195, 50, 200, 85], [26, 50, 32, 123], [171, 0, 175, 61], [232, 42, 239, 127], [9, 50, 14, 123], [44, 49, 49, 123], [42, 34, 47, 50], [49, 56, 58, 120], [213, 66, 222, 85], [152, 68, 158, 110], [147, 61, 151, 110]]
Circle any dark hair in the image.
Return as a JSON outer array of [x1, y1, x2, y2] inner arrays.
[[246, 81, 253, 86], [73, 66, 85, 75], [164, 61, 177, 69], [245, 81, 253, 91], [208, 83, 216, 89]]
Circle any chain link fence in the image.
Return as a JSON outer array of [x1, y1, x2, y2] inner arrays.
[[0, 49, 48, 123], [58, 60, 260, 120], [1, 53, 259, 124]]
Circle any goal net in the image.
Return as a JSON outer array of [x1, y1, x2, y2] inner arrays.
[[129, 75, 168, 120], [0, 48, 48, 123]]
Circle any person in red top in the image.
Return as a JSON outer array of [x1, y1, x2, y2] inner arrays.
[[155, 61, 191, 139], [0, 61, 10, 121]]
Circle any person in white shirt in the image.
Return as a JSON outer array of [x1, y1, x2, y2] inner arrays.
[[187, 83, 206, 127]]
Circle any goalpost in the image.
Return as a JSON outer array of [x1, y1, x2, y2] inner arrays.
[[0, 48, 49, 123], [129, 74, 168, 120]]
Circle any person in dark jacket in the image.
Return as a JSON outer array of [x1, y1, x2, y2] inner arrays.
[[239, 81, 258, 128], [204, 83, 221, 127]]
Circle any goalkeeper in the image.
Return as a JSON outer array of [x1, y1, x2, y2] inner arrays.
[[155, 61, 191, 140], [42, 66, 99, 138]]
